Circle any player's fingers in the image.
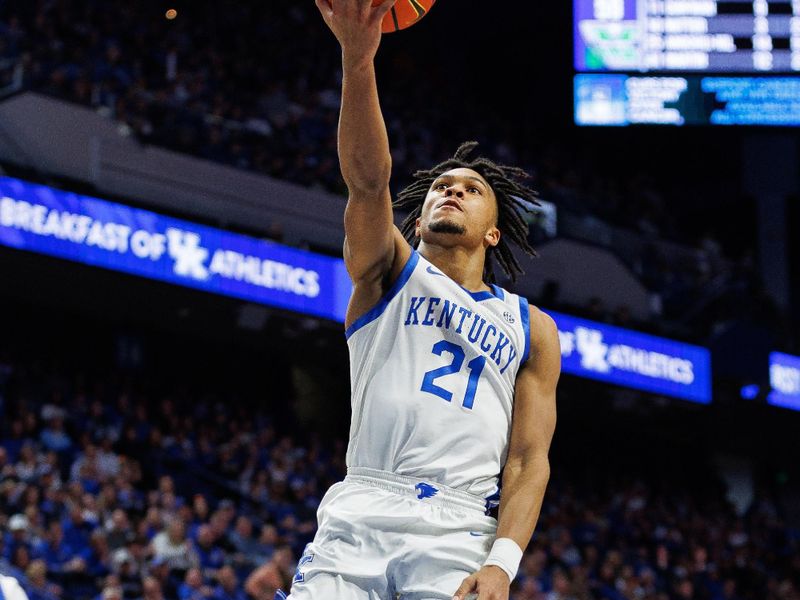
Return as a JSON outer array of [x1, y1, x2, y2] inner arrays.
[[353, 0, 374, 18], [366, 0, 396, 27], [452, 574, 478, 600], [373, 0, 398, 17], [370, 0, 397, 25], [331, 0, 359, 17], [314, 0, 334, 20]]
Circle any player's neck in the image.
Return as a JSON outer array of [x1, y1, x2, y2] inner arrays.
[[417, 242, 490, 293]]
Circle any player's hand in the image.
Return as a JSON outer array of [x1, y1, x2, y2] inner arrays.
[[314, 0, 397, 67], [453, 565, 510, 600]]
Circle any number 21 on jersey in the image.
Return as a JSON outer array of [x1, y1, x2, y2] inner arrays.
[[420, 339, 486, 410]]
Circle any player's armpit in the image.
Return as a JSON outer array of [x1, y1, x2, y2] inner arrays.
[[343, 188, 410, 285]]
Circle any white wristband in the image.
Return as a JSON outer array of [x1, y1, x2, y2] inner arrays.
[[483, 537, 523, 582]]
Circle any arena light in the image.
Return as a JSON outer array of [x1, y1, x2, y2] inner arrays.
[[739, 384, 760, 400], [768, 352, 800, 411]]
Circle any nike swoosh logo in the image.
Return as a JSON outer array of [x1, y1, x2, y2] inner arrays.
[[469, 532, 484, 536], [426, 266, 445, 277]]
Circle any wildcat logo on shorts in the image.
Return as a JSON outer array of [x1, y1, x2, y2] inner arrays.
[[415, 482, 439, 500], [502, 311, 516, 324], [293, 546, 315, 584]]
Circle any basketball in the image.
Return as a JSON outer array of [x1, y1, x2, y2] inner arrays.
[[374, 0, 436, 33]]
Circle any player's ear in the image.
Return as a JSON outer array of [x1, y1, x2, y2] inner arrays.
[[415, 217, 422, 238], [485, 226, 500, 248]]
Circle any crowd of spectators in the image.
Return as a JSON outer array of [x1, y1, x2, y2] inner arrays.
[[0, 351, 344, 600], [1, 351, 798, 600], [0, 5, 797, 600], [0, 1, 694, 237]]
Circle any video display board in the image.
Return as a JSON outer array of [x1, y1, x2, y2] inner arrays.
[[574, 0, 800, 126]]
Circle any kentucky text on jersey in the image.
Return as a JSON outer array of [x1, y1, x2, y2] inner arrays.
[[404, 296, 518, 374]]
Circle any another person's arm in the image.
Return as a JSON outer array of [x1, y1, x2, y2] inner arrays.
[[454, 307, 560, 600], [244, 563, 280, 600], [315, 0, 410, 322]]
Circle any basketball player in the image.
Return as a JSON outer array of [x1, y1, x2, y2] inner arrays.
[[285, 1, 560, 598]]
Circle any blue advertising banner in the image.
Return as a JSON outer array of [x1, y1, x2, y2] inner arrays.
[[0, 176, 715, 403], [769, 352, 800, 411], [547, 310, 712, 403], [0, 176, 352, 322]]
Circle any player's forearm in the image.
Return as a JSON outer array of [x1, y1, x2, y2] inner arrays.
[[338, 54, 392, 193], [495, 455, 550, 551]]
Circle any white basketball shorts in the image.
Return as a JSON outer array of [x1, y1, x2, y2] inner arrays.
[[287, 467, 499, 600]]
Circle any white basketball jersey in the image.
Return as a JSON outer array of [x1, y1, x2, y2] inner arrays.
[[344, 248, 531, 505]]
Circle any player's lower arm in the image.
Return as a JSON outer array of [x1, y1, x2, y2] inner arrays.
[[487, 456, 550, 579], [338, 57, 392, 193]]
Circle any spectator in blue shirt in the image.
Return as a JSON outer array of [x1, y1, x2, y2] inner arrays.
[[227, 516, 260, 571], [61, 506, 92, 556], [193, 525, 225, 578], [39, 418, 72, 454], [13, 446, 39, 484], [3, 420, 28, 463], [177, 568, 214, 600], [251, 525, 278, 565], [32, 521, 72, 577], [4, 515, 32, 563], [210, 566, 245, 600], [23, 559, 62, 600], [85, 530, 112, 579]]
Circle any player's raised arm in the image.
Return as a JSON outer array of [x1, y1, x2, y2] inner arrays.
[[315, 0, 408, 291]]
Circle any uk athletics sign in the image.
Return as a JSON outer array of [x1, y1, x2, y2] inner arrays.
[[0, 176, 713, 403], [547, 310, 712, 404], [0, 176, 352, 322]]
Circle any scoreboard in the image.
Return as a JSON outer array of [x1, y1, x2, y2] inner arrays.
[[575, 0, 800, 73], [573, 0, 800, 125]]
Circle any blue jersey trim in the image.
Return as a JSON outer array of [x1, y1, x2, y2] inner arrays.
[[490, 284, 505, 301], [344, 249, 420, 339], [418, 252, 502, 302], [458, 283, 503, 302], [462, 288, 495, 301], [519, 296, 531, 365]]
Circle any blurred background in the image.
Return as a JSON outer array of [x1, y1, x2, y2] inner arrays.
[[0, 1, 799, 599]]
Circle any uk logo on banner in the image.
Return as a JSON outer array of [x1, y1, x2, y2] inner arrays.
[[549, 310, 711, 404], [166, 228, 209, 280], [0, 176, 352, 322]]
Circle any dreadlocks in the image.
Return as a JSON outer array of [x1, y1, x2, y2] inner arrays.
[[393, 141, 540, 283]]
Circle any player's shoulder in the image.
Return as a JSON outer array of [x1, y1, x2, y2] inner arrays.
[[517, 304, 561, 379], [527, 304, 559, 347]]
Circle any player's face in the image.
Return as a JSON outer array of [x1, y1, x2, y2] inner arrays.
[[416, 168, 500, 248]]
